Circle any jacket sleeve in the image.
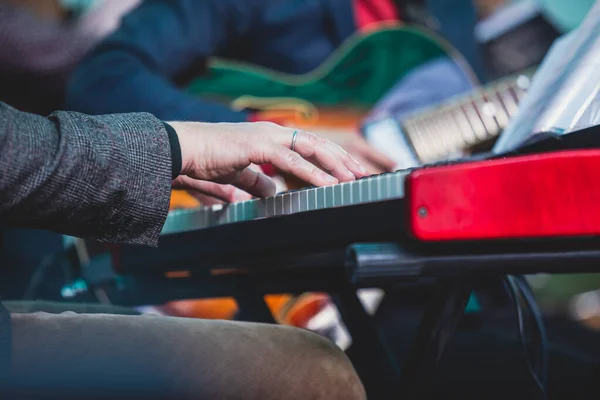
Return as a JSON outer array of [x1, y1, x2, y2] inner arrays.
[[0, 102, 173, 247], [66, 0, 251, 123]]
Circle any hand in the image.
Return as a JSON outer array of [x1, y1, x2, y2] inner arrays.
[[169, 121, 368, 202], [319, 132, 396, 174]]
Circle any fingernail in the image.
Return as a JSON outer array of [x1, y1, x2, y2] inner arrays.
[[324, 174, 338, 184], [359, 165, 368, 174], [234, 190, 250, 202]]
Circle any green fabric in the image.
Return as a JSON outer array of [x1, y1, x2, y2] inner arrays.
[[187, 27, 452, 108]]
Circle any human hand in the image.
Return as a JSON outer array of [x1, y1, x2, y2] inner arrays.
[[318, 131, 396, 174], [169, 121, 368, 202]]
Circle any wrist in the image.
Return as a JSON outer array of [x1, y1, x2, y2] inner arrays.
[[163, 122, 182, 179], [166, 121, 198, 177]]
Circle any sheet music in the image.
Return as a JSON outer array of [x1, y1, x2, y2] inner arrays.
[[493, 1, 600, 153]]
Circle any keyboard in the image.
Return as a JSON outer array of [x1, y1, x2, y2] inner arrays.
[[161, 170, 411, 236]]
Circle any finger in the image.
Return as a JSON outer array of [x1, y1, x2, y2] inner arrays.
[[267, 145, 339, 187], [231, 167, 277, 198], [291, 131, 356, 182], [190, 193, 224, 206], [354, 139, 397, 172], [212, 170, 243, 185], [322, 140, 370, 178], [248, 163, 264, 173], [349, 153, 384, 175], [173, 176, 251, 203]]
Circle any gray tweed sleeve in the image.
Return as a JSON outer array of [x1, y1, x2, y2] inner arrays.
[[0, 102, 172, 247]]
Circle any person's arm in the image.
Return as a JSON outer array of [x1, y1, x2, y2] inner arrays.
[[66, 0, 251, 123], [0, 102, 173, 246], [1, 102, 369, 246]]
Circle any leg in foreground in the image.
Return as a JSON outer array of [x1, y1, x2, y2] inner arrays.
[[1, 312, 366, 399]]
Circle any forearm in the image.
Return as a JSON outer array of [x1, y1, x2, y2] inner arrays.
[[0, 103, 173, 246]]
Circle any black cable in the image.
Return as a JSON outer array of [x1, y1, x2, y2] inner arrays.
[[504, 275, 548, 400], [514, 275, 549, 387]]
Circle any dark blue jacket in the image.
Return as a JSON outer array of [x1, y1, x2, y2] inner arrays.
[[66, 0, 482, 123]]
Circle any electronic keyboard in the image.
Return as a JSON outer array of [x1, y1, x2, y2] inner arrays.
[[162, 170, 410, 236], [111, 138, 600, 274]]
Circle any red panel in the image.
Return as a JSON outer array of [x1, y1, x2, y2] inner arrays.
[[407, 150, 600, 241]]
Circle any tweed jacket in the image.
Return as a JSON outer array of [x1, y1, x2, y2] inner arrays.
[[0, 102, 172, 246]]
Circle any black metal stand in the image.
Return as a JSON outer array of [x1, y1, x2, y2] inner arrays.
[[397, 277, 474, 399], [332, 286, 400, 400]]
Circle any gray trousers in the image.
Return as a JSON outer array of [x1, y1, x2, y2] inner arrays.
[[0, 301, 365, 399]]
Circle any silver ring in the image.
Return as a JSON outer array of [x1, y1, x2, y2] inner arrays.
[[291, 130, 298, 152]]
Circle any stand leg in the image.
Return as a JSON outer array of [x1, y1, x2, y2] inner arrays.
[[332, 286, 400, 400], [398, 277, 473, 399], [234, 289, 276, 324]]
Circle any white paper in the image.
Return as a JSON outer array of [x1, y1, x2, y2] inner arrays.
[[493, 1, 600, 153]]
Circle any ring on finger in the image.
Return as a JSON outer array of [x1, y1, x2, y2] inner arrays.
[[291, 130, 299, 152]]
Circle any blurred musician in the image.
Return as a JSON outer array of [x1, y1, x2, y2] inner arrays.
[[0, 101, 367, 399], [66, 0, 483, 173], [0, 0, 139, 115]]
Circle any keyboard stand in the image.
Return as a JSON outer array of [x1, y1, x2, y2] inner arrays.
[[394, 277, 473, 399], [233, 285, 277, 324], [346, 243, 475, 400], [331, 285, 400, 400], [73, 238, 600, 400]]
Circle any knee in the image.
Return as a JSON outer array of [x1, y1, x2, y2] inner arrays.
[[283, 327, 366, 400]]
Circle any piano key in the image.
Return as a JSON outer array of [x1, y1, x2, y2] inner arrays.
[[233, 202, 240, 223], [395, 171, 405, 197], [334, 183, 343, 207], [210, 203, 225, 226], [282, 192, 292, 215], [388, 173, 398, 194], [300, 189, 309, 212], [325, 185, 334, 208], [275, 195, 283, 215], [256, 198, 267, 219], [241, 200, 252, 220], [225, 204, 234, 224], [342, 181, 353, 206], [291, 192, 300, 213], [308, 188, 318, 211], [316, 187, 326, 209], [265, 196, 276, 218], [356, 179, 364, 203]]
